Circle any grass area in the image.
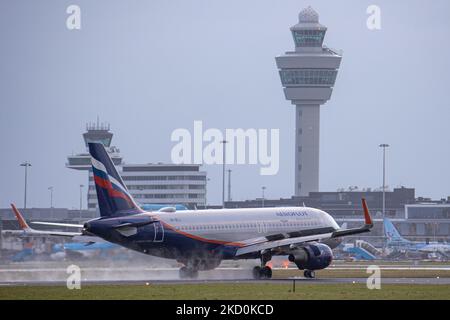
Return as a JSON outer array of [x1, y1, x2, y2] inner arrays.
[[0, 283, 449, 300], [273, 269, 450, 279]]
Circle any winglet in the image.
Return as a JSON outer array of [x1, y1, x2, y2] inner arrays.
[[331, 199, 374, 239], [361, 198, 373, 226], [10, 203, 31, 231]]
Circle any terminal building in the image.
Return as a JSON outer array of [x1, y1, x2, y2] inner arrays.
[[88, 163, 206, 209]]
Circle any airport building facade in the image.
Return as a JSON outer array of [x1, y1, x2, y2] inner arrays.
[[87, 163, 207, 208]]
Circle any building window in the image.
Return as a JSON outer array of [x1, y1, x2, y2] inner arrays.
[[122, 175, 206, 181], [292, 30, 325, 47], [279, 69, 337, 86]]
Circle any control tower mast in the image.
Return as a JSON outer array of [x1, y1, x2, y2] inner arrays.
[[275, 7, 342, 197]]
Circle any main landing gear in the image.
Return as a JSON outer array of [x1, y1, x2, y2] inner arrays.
[[252, 265, 272, 279], [303, 270, 315, 279], [179, 266, 199, 279], [252, 251, 273, 279]]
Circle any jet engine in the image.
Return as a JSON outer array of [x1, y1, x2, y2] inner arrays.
[[288, 243, 333, 270]]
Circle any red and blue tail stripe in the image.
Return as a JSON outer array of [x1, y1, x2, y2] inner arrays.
[[89, 142, 143, 217]]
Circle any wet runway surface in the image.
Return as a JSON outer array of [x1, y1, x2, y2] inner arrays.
[[0, 266, 449, 286]]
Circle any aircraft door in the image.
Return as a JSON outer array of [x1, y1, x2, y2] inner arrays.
[[153, 221, 164, 242]]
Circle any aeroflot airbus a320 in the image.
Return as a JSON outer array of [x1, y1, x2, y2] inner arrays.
[[11, 143, 373, 279]]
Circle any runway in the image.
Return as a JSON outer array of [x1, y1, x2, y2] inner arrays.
[[1, 277, 449, 287], [0, 265, 449, 286]]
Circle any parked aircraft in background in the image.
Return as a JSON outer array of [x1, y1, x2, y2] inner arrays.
[[384, 218, 449, 258]]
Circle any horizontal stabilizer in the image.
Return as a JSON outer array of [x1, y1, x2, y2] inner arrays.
[[32, 222, 83, 228]]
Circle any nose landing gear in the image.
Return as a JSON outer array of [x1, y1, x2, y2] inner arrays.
[[304, 270, 315, 279]]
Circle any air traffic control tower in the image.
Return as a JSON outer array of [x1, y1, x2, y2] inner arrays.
[[276, 6, 342, 197], [66, 120, 122, 209]]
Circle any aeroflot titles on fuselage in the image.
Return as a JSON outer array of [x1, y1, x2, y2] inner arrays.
[[275, 211, 309, 217]]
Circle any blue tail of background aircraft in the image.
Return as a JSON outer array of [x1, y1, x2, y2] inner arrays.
[[89, 142, 143, 217], [384, 218, 409, 243]]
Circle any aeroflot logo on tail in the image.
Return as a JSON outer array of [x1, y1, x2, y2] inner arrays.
[[171, 121, 279, 175]]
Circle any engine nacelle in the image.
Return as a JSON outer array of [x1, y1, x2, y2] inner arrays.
[[288, 243, 333, 270]]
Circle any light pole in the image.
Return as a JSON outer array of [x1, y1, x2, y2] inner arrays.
[[227, 169, 232, 202], [220, 140, 228, 208], [262, 186, 266, 208], [79, 184, 84, 211], [20, 161, 32, 209], [379, 143, 389, 248], [48, 186, 54, 208], [204, 178, 210, 208]]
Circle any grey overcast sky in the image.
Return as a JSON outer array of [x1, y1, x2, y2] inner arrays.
[[1, 0, 449, 209]]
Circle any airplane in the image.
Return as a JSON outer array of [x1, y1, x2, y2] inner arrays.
[[51, 242, 119, 260], [384, 218, 449, 258], [15, 142, 374, 279]]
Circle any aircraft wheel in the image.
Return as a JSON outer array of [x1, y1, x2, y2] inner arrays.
[[261, 266, 272, 279], [252, 266, 261, 279], [190, 269, 199, 279], [179, 267, 198, 279], [179, 266, 189, 279], [304, 270, 315, 279]]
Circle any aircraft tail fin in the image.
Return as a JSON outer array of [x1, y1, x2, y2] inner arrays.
[[10, 204, 33, 232], [88, 143, 143, 217], [384, 218, 408, 243]]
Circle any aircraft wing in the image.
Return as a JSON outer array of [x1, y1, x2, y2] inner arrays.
[[235, 198, 373, 256], [236, 232, 334, 256]]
